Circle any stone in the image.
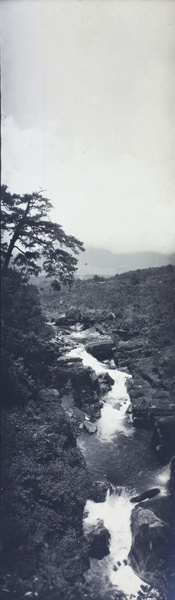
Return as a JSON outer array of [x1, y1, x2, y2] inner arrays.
[[152, 415, 175, 461], [129, 503, 172, 592], [85, 337, 115, 361], [71, 364, 100, 409], [169, 456, 175, 499], [130, 488, 160, 503], [88, 521, 110, 560], [98, 372, 115, 396], [55, 307, 82, 327], [84, 421, 97, 434], [91, 480, 111, 503]]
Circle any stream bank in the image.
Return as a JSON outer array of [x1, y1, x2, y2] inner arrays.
[[48, 313, 175, 600], [2, 266, 175, 600]]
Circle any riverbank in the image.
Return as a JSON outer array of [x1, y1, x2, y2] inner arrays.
[[1, 265, 175, 599], [38, 264, 175, 598]]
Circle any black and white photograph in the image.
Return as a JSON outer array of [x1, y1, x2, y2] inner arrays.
[[1, 1, 175, 599]]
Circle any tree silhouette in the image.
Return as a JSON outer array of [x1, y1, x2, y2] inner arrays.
[[1, 185, 84, 284]]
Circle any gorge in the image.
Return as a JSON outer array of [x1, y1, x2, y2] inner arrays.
[[1, 265, 175, 600]]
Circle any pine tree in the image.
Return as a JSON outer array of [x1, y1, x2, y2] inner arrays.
[[1, 185, 84, 284]]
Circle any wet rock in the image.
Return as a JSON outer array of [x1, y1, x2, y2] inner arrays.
[[169, 456, 175, 500], [70, 363, 101, 418], [88, 520, 110, 560], [130, 488, 160, 503], [82, 402, 101, 420], [85, 337, 115, 361], [57, 356, 82, 366], [152, 416, 175, 462], [98, 372, 115, 395], [84, 421, 97, 434], [91, 480, 111, 503], [129, 503, 172, 592]]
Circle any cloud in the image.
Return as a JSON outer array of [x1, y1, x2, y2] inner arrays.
[[2, 115, 44, 193], [2, 114, 175, 254]]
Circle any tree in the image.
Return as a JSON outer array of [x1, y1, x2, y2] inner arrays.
[[1, 185, 84, 284]]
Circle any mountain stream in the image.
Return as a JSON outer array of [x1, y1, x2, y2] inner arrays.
[[64, 331, 171, 599]]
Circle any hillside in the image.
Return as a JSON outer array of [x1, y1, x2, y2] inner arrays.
[[76, 247, 175, 278], [1, 264, 175, 600]]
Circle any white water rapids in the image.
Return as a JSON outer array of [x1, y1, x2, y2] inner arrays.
[[66, 337, 170, 599], [68, 344, 132, 442]]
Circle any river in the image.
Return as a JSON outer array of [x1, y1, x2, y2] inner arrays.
[[66, 337, 170, 600]]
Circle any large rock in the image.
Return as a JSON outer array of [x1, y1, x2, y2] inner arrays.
[[91, 480, 111, 503], [98, 372, 114, 396], [169, 456, 175, 500], [128, 367, 175, 430], [84, 420, 97, 434], [88, 520, 110, 560], [70, 363, 101, 418], [152, 415, 175, 462], [129, 502, 174, 596], [55, 307, 82, 327], [85, 337, 115, 361], [130, 488, 160, 504]]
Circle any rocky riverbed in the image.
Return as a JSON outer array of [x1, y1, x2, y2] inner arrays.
[[1, 265, 175, 600], [38, 265, 175, 599]]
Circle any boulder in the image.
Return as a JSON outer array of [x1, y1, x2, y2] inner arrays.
[[88, 520, 110, 560], [55, 307, 82, 327], [129, 503, 173, 594], [82, 402, 101, 420], [97, 372, 114, 396], [152, 415, 175, 462], [57, 356, 82, 366], [169, 456, 175, 500], [70, 363, 101, 417], [91, 480, 111, 503], [85, 337, 115, 361], [84, 421, 97, 434], [130, 488, 160, 504]]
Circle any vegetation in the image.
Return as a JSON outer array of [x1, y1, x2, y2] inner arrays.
[[0, 186, 92, 599], [1, 269, 94, 599], [1, 185, 84, 284], [1, 182, 175, 599], [38, 265, 175, 349]]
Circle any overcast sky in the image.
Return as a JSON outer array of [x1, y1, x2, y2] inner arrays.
[[1, 0, 175, 254]]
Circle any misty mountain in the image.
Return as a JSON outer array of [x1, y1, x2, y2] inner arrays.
[[77, 247, 175, 278]]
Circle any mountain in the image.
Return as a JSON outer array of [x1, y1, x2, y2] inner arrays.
[[76, 247, 175, 279]]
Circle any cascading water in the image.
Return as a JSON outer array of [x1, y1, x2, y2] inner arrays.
[[84, 487, 145, 599], [66, 335, 171, 599]]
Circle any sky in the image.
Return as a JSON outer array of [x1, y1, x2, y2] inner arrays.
[[1, 0, 175, 254]]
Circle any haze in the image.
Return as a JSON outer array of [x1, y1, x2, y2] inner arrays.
[[1, 0, 175, 254]]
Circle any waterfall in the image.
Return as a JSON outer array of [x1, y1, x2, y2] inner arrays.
[[66, 339, 170, 599]]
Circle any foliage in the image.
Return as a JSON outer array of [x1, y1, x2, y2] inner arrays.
[[1, 269, 94, 599], [1, 185, 84, 284], [1, 270, 59, 408], [38, 266, 175, 349], [1, 396, 92, 600]]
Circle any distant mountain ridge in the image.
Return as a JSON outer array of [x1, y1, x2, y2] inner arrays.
[[77, 247, 175, 278]]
